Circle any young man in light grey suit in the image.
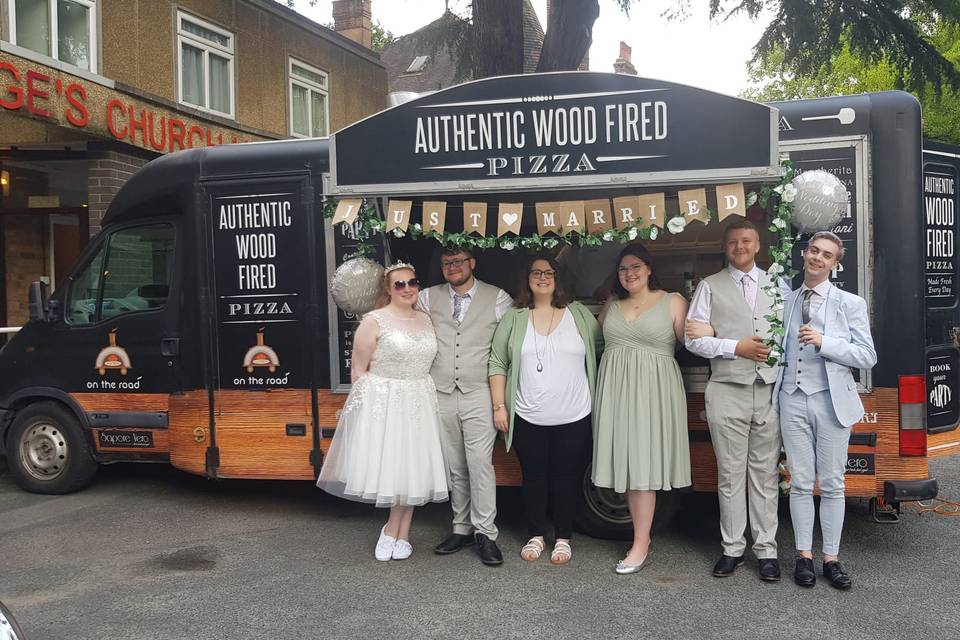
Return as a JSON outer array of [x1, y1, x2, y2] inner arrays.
[[774, 231, 877, 589], [685, 219, 790, 582], [418, 247, 512, 566]]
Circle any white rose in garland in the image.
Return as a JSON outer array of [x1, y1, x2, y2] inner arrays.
[[627, 226, 639, 240], [781, 183, 798, 203], [649, 226, 659, 240], [667, 216, 686, 234]]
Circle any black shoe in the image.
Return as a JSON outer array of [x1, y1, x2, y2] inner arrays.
[[712, 554, 745, 577], [434, 533, 475, 555], [475, 533, 504, 566], [823, 560, 852, 590], [758, 558, 781, 582], [794, 557, 816, 587]]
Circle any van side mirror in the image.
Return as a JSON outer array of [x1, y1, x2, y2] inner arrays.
[[28, 280, 49, 322]]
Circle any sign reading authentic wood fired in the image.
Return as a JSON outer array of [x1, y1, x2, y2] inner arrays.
[[329, 73, 780, 195]]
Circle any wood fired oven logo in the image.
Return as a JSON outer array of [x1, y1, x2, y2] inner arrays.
[[244, 328, 279, 373], [95, 329, 132, 376]]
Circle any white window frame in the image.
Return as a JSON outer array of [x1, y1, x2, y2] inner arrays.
[[288, 58, 330, 138], [176, 10, 235, 119], [8, 0, 98, 72]]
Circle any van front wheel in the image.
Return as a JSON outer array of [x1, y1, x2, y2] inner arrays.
[[575, 464, 680, 539], [7, 402, 97, 494]]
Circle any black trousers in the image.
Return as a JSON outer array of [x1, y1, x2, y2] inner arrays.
[[511, 413, 592, 540]]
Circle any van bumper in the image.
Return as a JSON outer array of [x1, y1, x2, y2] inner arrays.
[[884, 478, 938, 504]]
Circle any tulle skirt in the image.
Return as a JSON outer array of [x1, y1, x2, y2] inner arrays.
[[317, 372, 449, 507]]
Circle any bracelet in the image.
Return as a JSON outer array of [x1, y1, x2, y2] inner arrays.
[[492, 403, 505, 411]]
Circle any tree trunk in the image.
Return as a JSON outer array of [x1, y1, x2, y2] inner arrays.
[[471, 0, 525, 78], [536, 0, 599, 72]]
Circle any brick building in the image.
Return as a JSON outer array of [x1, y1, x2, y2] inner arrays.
[[0, 0, 387, 326]]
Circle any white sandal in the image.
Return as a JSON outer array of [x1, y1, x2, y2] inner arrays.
[[551, 540, 572, 565], [520, 537, 545, 562]]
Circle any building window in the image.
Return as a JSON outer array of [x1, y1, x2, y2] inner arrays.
[[9, 0, 97, 71], [289, 59, 329, 138], [177, 11, 234, 118]]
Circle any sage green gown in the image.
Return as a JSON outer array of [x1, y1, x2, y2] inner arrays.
[[592, 293, 691, 492]]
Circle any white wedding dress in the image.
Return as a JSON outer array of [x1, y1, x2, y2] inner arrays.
[[317, 308, 449, 507]]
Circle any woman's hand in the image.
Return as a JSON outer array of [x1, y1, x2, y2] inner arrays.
[[684, 319, 715, 340], [493, 406, 509, 432]]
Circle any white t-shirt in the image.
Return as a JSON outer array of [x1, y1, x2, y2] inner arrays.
[[515, 308, 591, 426]]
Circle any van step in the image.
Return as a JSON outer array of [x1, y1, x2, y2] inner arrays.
[[869, 497, 900, 524]]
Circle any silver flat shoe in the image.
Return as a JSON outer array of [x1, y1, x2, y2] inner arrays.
[[615, 553, 651, 575]]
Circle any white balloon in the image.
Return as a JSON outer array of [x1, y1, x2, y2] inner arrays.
[[790, 169, 848, 233], [330, 258, 384, 315]]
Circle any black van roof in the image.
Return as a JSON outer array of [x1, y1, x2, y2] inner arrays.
[[102, 137, 330, 226]]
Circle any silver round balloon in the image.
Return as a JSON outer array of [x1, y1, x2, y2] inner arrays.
[[330, 257, 384, 315], [790, 169, 848, 233]]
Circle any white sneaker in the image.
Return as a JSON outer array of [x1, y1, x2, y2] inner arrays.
[[375, 526, 396, 561], [392, 539, 413, 560]]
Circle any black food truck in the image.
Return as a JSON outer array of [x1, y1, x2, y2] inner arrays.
[[0, 72, 955, 537]]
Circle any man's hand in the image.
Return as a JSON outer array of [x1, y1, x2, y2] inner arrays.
[[735, 336, 771, 362], [798, 326, 823, 349], [684, 320, 715, 340]]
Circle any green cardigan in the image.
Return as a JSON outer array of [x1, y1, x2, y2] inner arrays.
[[487, 301, 603, 451]]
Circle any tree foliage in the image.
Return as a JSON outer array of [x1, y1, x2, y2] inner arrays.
[[743, 19, 960, 144]]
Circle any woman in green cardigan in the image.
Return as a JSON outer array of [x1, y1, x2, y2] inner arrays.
[[488, 254, 602, 565]]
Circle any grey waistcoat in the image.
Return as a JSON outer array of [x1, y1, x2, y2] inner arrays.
[[428, 279, 500, 394], [705, 269, 780, 385]]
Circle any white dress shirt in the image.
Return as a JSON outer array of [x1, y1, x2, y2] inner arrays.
[[798, 279, 832, 322], [417, 278, 513, 322], [685, 264, 792, 360]]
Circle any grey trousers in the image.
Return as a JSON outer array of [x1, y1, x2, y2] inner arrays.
[[436, 387, 499, 540], [705, 380, 781, 559], [779, 389, 850, 557]]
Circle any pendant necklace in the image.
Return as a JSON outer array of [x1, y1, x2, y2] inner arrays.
[[532, 308, 557, 373]]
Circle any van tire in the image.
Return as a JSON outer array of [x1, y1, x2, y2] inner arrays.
[[6, 402, 97, 494], [575, 463, 681, 540]]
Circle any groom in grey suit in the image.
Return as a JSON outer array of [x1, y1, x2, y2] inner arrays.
[[774, 231, 876, 589]]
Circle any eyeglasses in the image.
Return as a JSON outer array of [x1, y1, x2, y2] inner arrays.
[[392, 278, 421, 290], [617, 264, 646, 275], [530, 269, 556, 280], [441, 257, 471, 270]]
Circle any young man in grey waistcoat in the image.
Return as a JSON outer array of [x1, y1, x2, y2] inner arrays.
[[418, 246, 512, 566], [773, 231, 876, 589], [685, 219, 790, 582]]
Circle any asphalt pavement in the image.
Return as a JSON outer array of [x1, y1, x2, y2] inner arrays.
[[1, 455, 958, 640]]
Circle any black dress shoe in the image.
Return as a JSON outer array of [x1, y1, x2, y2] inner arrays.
[[434, 533, 475, 555], [794, 557, 816, 587], [712, 554, 745, 577], [475, 533, 504, 566], [758, 558, 781, 582], [823, 560, 852, 590]]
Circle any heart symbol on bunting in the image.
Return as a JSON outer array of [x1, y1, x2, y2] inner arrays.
[[497, 202, 523, 236], [503, 212, 519, 226]]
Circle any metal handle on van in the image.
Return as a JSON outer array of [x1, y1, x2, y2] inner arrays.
[[161, 337, 181, 357]]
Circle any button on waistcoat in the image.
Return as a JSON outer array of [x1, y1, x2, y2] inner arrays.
[[428, 280, 500, 394], [782, 293, 829, 395]]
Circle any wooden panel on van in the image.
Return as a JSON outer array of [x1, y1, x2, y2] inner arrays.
[[928, 429, 960, 458], [214, 389, 313, 480], [168, 391, 210, 476], [72, 392, 170, 413]]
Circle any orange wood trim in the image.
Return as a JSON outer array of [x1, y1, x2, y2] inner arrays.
[[72, 393, 170, 413]]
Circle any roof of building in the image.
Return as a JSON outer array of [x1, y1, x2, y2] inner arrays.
[[380, 2, 544, 95]]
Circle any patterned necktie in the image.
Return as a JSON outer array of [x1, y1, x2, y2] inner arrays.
[[801, 289, 814, 325], [740, 273, 752, 307], [452, 293, 470, 324]]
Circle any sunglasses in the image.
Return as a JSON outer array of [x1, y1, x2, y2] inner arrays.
[[392, 278, 421, 291]]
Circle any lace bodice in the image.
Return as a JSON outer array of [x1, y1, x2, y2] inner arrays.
[[366, 308, 437, 379]]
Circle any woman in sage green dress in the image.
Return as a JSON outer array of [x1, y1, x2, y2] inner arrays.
[[592, 243, 691, 574]]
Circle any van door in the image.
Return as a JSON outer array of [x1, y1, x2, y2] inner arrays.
[[48, 218, 181, 455], [203, 176, 318, 480], [923, 145, 960, 457]]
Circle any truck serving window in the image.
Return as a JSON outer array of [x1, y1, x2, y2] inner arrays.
[[66, 224, 175, 326]]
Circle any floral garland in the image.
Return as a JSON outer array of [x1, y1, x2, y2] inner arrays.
[[750, 159, 798, 367]]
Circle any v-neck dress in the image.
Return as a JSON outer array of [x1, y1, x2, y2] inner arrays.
[[592, 293, 691, 492]]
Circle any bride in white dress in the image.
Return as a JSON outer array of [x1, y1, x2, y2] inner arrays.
[[317, 262, 448, 561]]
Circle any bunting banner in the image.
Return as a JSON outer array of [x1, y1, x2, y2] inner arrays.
[[333, 184, 751, 238]]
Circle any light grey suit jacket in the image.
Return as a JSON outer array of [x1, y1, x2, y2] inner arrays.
[[773, 284, 878, 428]]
